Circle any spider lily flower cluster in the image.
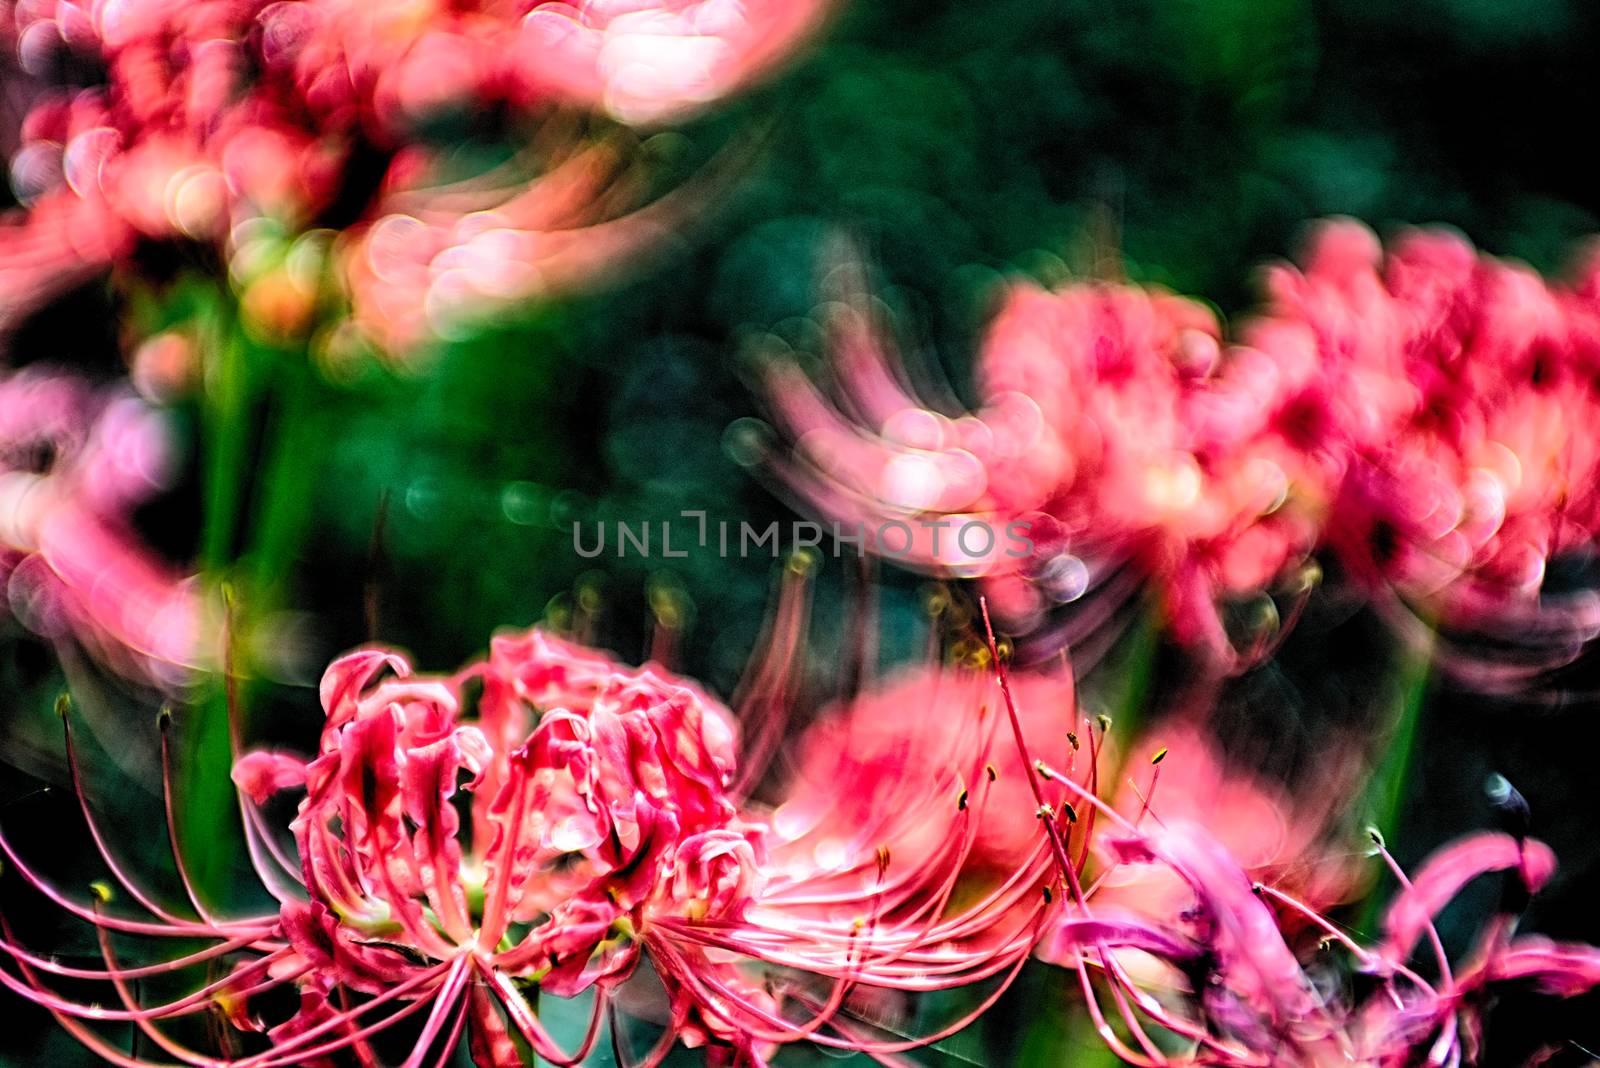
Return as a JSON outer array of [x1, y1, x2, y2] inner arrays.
[[0, 365, 207, 688], [2, 626, 1057, 1066], [0, 0, 829, 357], [5, 615, 1600, 1066], [763, 223, 1600, 677], [970, 607, 1600, 1068]]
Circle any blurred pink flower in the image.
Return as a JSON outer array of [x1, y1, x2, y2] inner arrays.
[[760, 271, 1328, 670], [1078, 722, 1362, 942], [763, 226, 1600, 680], [266, 0, 831, 131], [2, 0, 828, 361], [776, 661, 1089, 875], [0, 190, 134, 339], [335, 132, 736, 355], [0, 367, 207, 689], [965, 609, 1600, 1067], [518, 0, 832, 125], [1269, 221, 1600, 684], [3, 0, 339, 232]]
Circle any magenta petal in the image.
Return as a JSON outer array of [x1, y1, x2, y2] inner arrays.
[[1108, 825, 1317, 1022], [1485, 936, 1600, 998], [1038, 916, 1204, 965], [1382, 833, 1557, 964]]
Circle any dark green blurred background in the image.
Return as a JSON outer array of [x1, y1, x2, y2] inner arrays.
[[5, 0, 1600, 1063]]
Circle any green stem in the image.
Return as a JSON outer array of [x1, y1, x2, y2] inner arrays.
[[181, 285, 256, 902], [200, 298, 254, 572], [1108, 606, 1161, 743], [244, 352, 322, 591], [1357, 634, 1436, 932], [184, 287, 327, 905], [180, 682, 239, 900]]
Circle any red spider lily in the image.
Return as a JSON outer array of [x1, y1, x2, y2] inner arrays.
[[1, 625, 1065, 1067], [761, 228, 1600, 682], [1, 0, 827, 360], [757, 265, 1328, 672], [0, 367, 208, 688], [975, 601, 1600, 1067], [1265, 221, 1600, 687]]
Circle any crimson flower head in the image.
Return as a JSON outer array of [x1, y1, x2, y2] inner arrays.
[[230, 632, 768, 1062], [3, 624, 1056, 1066]]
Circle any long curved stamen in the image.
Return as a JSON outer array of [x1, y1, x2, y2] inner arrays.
[[1372, 829, 1464, 1068], [0, 824, 272, 938], [0, 904, 289, 1026], [979, 601, 1081, 888], [1097, 964, 1170, 1066], [90, 895, 281, 1066], [1076, 964, 1165, 1068], [730, 552, 814, 799], [663, 902, 1047, 989], [58, 699, 222, 928], [0, 911, 279, 1029], [217, 595, 305, 904], [1253, 881, 1439, 997], [1072, 715, 1104, 874], [237, 801, 304, 903], [235, 962, 450, 1068], [0, 938, 194, 1068], [398, 956, 471, 1068], [608, 994, 687, 1068], [0, 926, 267, 982], [426, 985, 472, 1068], [158, 710, 225, 925], [1134, 747, 1166, 828], [981, 599, 1254, 1063], [480, 962, 610, 1066], [1373, 834, 1455, 989], [683, 921, 1041, 1055]]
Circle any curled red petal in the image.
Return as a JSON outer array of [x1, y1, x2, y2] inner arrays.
[[232, 750, 310, 804]]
